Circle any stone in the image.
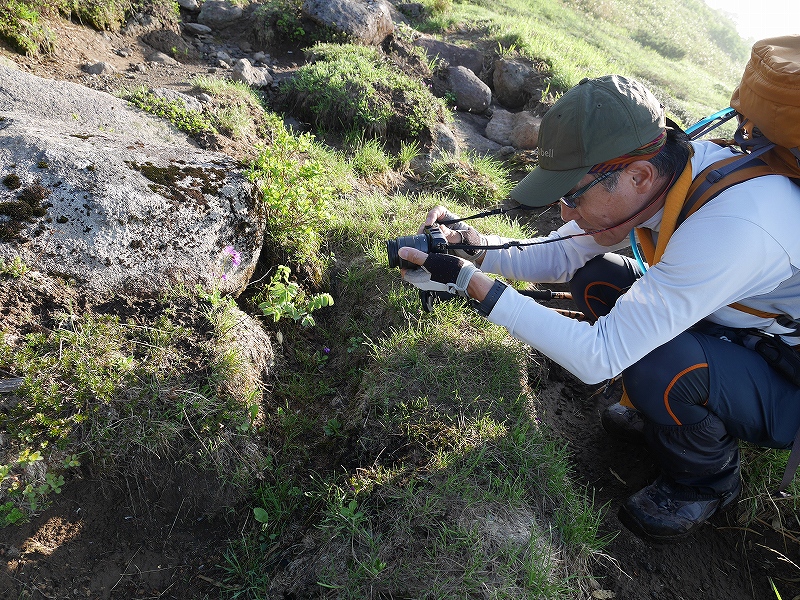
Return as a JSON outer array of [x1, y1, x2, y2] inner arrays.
[[493, 58, 540, 109], [82, 62, 118, 75], [142, 29, 197, 62], [508, 112, 541, 150], [448, 65, 491, 113], [183, 22, 213, 35], [231, 59, 273, 88], [485, 109, 541, 149], [148, 52, 179, 65], [198, 0, 244, 29], [0, 65, 265, 298], [414, 35, 484, 76], [302, 0, 394, 45], [450, 112, 502, 157], [431, 123, 459, 158], [485, 108, 515, 146]]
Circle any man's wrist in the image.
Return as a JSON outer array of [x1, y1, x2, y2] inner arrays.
[[472, 280, 507, 317]]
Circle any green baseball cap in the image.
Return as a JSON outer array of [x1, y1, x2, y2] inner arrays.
[[510, 75, 666, 207]]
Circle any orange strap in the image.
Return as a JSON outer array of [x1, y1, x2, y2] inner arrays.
[[634, 158, 695, 265], [635, 156, 788, 319]]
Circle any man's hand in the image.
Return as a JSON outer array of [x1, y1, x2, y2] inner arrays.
[[399, 249, 476, 296], [399, 247, 495, 302], [419, 205, 468, 235], [420, 206, 487, 264]]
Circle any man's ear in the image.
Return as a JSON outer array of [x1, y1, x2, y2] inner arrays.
[[626, 161, 658, 193]]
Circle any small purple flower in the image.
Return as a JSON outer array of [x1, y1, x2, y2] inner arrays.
[[323, 347, 331, 354], [224, 245, 241, 267]]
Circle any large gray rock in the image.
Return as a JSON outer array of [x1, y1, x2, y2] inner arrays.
[[0, 66, 265, 298], [448, 66, 491, 114], [302, 0, 394, 45], [198, 0, 243, 29], [492, 58, 539, 109]]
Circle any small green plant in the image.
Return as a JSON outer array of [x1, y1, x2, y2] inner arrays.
[[246, 116, 340, 278], [0, 255, 29, 278], [323, 417, 344, 438], [351, 138, 392, 177], [122, 87, 215, 135], [253, 0, 307, 45], [278, 42, 449, 144], [0, 1, 54, 55], [60, 0, 130, 31], [394, 139, 422, 173], [257, 266, 333, 327], [0, 445, 71, 522], [426, 0, 453, 16], [251, 466, 301, 541]]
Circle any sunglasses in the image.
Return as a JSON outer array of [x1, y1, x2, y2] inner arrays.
[[559, 171, 615, 209]]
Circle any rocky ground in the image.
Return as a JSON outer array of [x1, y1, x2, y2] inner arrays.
[[2, 6, 800, 600]]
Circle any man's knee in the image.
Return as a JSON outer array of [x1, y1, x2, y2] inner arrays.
[[622, 332, 710, 423], [569, 254, 639, 320]]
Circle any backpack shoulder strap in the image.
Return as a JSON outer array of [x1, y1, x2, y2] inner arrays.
[[679, 149, 777, 227]]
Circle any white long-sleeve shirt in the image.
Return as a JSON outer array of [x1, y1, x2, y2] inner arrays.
[[480, 141, 800, 384]]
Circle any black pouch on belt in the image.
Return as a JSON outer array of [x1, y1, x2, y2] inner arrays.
[[742, 331, 800, 388]]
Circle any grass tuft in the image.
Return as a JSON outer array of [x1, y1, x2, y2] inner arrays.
[[278, 42, 450, 145], [424, 151, 514, 207]]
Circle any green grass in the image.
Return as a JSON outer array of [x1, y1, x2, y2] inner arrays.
[[0, 0, 54, 55], [0, 289, 268, 523], [122, 85, 216, 135], [410, 0, 748, 128], [0, 1, 178, 55], [424, 151, 514, 207]]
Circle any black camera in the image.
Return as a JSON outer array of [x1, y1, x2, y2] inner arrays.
[[386, 226, 448, 269]]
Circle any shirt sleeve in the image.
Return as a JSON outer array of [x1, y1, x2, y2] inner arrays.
[[486, 212, 792, 384], [480, 220, 630, 284]]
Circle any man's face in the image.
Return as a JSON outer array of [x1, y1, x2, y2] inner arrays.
[[559, 167, 649, 246]]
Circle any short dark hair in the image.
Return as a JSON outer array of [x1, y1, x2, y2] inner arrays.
[[600, 127, 691, 191]]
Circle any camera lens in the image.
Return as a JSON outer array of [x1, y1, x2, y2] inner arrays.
[[386, 233, 429, 269]]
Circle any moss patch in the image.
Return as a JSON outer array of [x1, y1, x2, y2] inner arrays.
[[126, 160, 228, 209], [0, 181, 50, 241], [3, 173, 21, 190]]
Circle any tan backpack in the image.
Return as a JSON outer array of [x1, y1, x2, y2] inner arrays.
[[681, 35, 800, 222]]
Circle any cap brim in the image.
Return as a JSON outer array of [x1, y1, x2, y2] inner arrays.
[[510, 165, 591, 207]]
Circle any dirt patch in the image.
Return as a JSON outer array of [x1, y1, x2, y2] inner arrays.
[[2, 10, 800, 600], [0, 470, 227, 599]]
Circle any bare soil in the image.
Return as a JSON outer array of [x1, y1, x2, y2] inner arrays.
[[2, 10, 800, 600]]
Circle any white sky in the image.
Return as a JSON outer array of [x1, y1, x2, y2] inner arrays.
[[703, 0, 800, 42]]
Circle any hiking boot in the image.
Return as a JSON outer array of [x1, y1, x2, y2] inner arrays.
[[618, 476, 741, 542], [601, 402, 645, 444]]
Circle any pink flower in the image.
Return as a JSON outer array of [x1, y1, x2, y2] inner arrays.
[[224, 245, 241, 267]]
